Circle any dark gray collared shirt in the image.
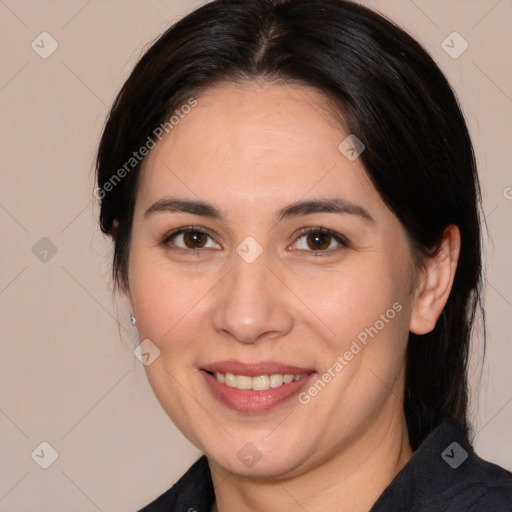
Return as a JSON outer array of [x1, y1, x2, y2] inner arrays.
[[138, 422, 512, 511]]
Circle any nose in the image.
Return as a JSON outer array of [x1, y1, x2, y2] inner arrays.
[[211, 251, 294, 344]]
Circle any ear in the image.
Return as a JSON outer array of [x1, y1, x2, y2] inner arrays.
[[409, 224, 461, 335], [112, 218, 135, 317], [112, 218, 120, 239]]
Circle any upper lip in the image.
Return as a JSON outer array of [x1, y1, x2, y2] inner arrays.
[[201, 360, 315, 377]]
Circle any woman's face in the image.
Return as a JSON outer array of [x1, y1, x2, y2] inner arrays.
[[125, 81, 419, 477]]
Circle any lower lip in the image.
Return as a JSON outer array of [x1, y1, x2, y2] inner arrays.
[[201, 370, 316, 413]]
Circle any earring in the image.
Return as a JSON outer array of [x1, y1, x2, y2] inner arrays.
[[130, 315, 137, 326]]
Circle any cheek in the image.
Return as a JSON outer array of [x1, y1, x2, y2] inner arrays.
[[298, 263, 410, 417], [295, 259, 407, 351], [128, 250, 206, 353]]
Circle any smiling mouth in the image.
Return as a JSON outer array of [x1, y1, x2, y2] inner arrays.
[[205, 371, 309, 391]]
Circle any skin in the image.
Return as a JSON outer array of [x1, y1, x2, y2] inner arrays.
[[122, 81, 460, 512]]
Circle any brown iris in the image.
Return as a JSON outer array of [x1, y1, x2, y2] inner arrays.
[[306, 232, 331, 250], [183, 231, 208, 249]]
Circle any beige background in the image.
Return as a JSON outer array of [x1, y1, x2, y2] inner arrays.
[[0, 0, 511, 510]]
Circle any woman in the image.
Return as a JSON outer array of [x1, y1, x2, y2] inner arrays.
[[95, 0, 512, 510]]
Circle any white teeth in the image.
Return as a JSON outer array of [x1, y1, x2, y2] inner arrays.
[[211, 371, 307, 390], [269, 374, 283, 388], [236, 375, 252, 390], [252, 375, 270, 390], [225, 373, 237, 387]]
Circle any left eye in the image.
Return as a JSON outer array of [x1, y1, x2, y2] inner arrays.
[[165, 229, 220, 250], [292, 229, 348, 253]]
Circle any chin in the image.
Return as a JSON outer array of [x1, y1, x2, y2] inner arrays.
[[203, 433, 315, 480]]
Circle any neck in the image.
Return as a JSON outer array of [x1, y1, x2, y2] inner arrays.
[[209, 412, 412, 512]]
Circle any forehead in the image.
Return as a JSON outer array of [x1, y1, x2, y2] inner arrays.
[[136, 81, 379, 213], [191, 79, 346, 133]]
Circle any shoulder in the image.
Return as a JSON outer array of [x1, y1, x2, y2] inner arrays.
[[447, 451, 512, 511], [435, 423, 512, 510], [371, 422, 512, 512], [137, 455, 214, 512]]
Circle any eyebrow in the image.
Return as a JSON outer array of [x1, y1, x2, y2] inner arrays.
[[143, 197, 374, 223]]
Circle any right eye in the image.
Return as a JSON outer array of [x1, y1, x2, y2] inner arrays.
[[161, 227, 221, 253]]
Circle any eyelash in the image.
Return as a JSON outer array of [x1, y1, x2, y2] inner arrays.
[[160, 225, 349, 257]]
